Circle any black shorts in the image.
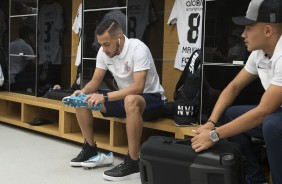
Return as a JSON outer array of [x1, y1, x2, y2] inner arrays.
[[99, 90, 166, 122]]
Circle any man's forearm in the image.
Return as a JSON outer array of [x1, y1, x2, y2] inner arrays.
[[81, 81, 99, 94]]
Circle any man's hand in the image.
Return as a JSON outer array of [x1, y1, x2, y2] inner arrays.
[[85, 93, 104, 107], [191, 128, 214, 152], [196, 122, 215, 132], [72, 90, 83, 96]]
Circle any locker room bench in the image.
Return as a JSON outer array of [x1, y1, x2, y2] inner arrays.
[[0, 91, 197, 155], [1, 91, 272, 183]]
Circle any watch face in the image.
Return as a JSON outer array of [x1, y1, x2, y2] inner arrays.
[[210, 130, 219, 142]]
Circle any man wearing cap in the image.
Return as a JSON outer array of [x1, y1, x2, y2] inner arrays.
[[191, 0, 282, 183]]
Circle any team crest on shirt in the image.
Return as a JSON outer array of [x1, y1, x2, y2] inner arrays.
[[124, 61, 130, 72]]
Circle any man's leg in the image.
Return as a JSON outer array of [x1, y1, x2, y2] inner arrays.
[[263, 110, 282, 184], [124, 95, 146, 160], [103, 93, 165, 181], [221, 105, 267, 183], [103, 95, 153, 181], [75, 107, 95, 146], [70, 108, 98, 166]]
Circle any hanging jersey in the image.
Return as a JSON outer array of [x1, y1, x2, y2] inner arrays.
[[127, 0, 157, 40], [72, 3, 82, 66], [0, 9, 7, 49], [38, 2, 65, 65], [167, 0, 203, 71]]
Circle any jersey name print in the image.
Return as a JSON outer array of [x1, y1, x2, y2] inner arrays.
[[38, 2, 65, 65], [168, 0, 203, 71]]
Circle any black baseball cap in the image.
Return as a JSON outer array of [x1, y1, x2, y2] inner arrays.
[[232, 0, 282, 25]]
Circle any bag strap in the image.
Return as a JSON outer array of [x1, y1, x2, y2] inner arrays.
[[174, 49, 201, 93]]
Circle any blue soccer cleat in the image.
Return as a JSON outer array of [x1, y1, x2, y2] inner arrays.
[[62, 94, 102, 111], [81, 152, 114, 168]]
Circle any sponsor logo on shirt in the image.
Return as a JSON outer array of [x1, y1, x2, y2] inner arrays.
[[186, 0, 203, 7]]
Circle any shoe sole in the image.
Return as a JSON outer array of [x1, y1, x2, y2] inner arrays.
[[103, 172, 140, 181], [62, 96, 102, 111], [82, 152, 114, 168], [82, 162, 113, 168], [70, 161, 82, 167]]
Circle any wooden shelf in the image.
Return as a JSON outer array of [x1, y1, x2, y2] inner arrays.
[[26, 123, 60, 136], [0, 114, 21, 125]]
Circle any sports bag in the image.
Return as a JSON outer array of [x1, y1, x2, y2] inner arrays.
[[164, 49, 202, 126]]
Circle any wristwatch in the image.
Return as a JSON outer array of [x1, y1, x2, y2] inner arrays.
[[209, 129, 220, 143], [102, 93, 108, 102]]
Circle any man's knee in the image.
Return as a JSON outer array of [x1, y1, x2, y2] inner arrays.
[[220, 106, 249, 125], [75, 107, 92, 117], [217, 106, 235, 126], [75, 107, 87, 113], [124, 95, 145, 113], [263, 118, 280, 143]]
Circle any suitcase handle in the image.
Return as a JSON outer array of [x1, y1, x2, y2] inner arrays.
[[162, 137, 192, 145], [139, 159, 153, 184]]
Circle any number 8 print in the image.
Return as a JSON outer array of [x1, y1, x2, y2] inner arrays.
[[187, 13, 200, 43]]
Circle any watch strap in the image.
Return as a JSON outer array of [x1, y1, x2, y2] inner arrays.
[[103, 93, 108, 102]]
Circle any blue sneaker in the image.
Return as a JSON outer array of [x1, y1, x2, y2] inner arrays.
[[62, 94, 102, 111]]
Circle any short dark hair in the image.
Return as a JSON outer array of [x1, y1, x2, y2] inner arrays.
[[95, 19, 123, 38], [19, 26, 35, 39]]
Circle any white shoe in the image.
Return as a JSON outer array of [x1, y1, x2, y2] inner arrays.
[[81, 152, 114, 168]]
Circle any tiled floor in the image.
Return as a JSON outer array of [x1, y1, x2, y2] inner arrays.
[[0, 123, 141, 184]]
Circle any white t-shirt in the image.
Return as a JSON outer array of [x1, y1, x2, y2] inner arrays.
[[96, 35, 165, 99], [38, 2, 65, 65], [72, 3, 82, 66], [167, 0, 203, 71], [245, 36, 282, 90]]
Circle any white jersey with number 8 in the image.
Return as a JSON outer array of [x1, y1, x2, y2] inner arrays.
[[167, 0, 203, 71]]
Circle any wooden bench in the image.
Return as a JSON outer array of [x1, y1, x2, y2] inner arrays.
[[1, 92, 273, 183], [0, 91, 197, 155]]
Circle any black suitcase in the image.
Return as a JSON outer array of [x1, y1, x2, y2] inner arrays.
[[139, 136, 245, 184]]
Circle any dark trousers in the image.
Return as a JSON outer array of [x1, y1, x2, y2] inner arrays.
[[220, 105, 282, 184]]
